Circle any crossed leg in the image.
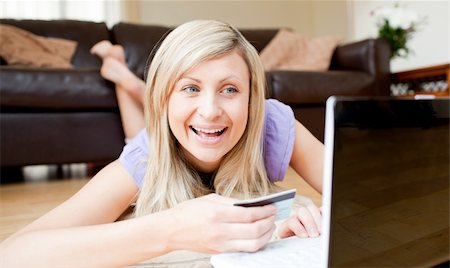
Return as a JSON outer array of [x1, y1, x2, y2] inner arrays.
[[91, 41, 146, 140]]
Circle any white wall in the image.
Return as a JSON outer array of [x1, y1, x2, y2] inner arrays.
[[311, 1, 349, 40], [351, 0, 449, 72], [137, 1, 314, 36]]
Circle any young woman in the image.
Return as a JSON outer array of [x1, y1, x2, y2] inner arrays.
[[0, 20, 324, 267]]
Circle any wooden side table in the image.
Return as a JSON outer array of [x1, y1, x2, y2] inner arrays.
[[390, 63, 450, 97]]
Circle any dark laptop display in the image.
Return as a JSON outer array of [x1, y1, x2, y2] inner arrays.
[[328, 97, 449, 267]]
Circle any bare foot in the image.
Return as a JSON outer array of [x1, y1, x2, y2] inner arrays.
[[91, 41, 126, 64], [108, 45, 126, 64], [90, 40, 113, 59], [100, 57, 145, 102]]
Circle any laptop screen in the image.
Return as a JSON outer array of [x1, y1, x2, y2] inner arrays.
[[328, 97, 449, 267]]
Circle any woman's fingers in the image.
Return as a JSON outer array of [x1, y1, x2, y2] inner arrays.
[[297, 207, 316, 236], [297, 205, 322, 237], [306, 204, 322, 233], [278, 216, 308, 239], [222, 215, 276, 240], [224, 224, 276, 253], [204, 194, 277, 224], [171, 195, 278, 253], [277, 203, 322, 239], [224, 205, 276, 223]]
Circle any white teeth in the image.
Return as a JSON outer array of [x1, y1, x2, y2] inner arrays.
[[192, 127, 225, 134]]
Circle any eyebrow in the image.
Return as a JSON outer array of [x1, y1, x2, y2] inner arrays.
[[180, 76, 201, 83], [179, 75, 245, 84]]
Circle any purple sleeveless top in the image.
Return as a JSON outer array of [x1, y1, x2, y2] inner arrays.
[[119, 99, 295, 188]]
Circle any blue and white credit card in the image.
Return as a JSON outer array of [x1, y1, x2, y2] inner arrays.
[[234, 189, 296, 221]]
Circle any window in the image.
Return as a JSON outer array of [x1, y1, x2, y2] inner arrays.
[[0, 0, 122, 27]]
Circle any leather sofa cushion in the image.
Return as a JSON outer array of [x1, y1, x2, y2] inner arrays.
[[0, 68, 117, 110], [0, 19, 109, 68], [269, 70, 374, 105]]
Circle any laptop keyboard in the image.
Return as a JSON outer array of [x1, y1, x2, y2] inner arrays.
[[210, 236, 323, 268]]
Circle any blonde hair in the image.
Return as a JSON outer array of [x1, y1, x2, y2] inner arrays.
[[136, 20, 274, 216]]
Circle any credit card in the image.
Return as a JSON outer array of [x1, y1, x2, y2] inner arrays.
[[234, 189, 296, 220]]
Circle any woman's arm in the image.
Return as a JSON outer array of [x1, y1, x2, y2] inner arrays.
[[289, 120, 324, 194], [1, 161, 277, 267], [277, 120, 324, 239], [0, 160, 168, 267]]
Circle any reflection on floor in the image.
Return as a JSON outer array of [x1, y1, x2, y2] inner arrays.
[[22, 164, 88, 182], [0, 163, 103, 184]]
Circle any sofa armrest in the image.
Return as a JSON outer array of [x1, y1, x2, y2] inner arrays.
[[330, 38, 391, 95], [269, 70, 374, 105], [330, 38, 389, 74]]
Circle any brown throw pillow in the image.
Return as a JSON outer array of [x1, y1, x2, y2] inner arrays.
[[260, 29, 341, 71], [0, 24, 77, 68]]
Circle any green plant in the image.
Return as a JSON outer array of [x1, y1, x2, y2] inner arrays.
[[372, 4, 422, 59]]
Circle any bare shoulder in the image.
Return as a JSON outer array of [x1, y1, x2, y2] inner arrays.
[[10, 160, 138, 238]]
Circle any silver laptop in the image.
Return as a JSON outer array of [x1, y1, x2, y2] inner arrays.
[[211, 96, 449, 268]]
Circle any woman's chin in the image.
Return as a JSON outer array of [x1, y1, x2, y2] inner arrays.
[[190, 152, 223, 172]]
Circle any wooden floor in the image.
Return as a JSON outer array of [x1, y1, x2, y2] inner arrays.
[[0, 167, 321, 241]]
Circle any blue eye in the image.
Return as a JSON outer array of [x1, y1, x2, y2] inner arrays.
[[223, 87, 238, 94], [183, 86, 199, 94]]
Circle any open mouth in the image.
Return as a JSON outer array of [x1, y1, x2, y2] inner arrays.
[[190, 126, 227, 139]]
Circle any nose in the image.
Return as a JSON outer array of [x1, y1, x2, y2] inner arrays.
[[197, 92, 222, 120]]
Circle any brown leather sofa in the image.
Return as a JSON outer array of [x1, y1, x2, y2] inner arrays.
[[0, 19, 391, 173]]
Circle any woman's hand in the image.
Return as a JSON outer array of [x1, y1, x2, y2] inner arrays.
[[166, 194, 277, 254], [277, 204, 322, 239]]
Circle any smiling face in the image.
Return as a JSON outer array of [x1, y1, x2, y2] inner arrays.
[[168, 50, 250, 173]]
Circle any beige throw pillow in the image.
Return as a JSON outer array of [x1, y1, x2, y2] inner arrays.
[[0, 24, 77, 68], [260, 29, 341, 71]]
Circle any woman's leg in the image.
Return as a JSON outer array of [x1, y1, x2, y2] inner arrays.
[[91, 41, 146, 139], [91, 41, 145, 102], [115, 85, 145, 139], [99, 57, 146, 105]]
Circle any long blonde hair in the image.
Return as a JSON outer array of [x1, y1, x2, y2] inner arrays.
[[136, 20, 274, 216]]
